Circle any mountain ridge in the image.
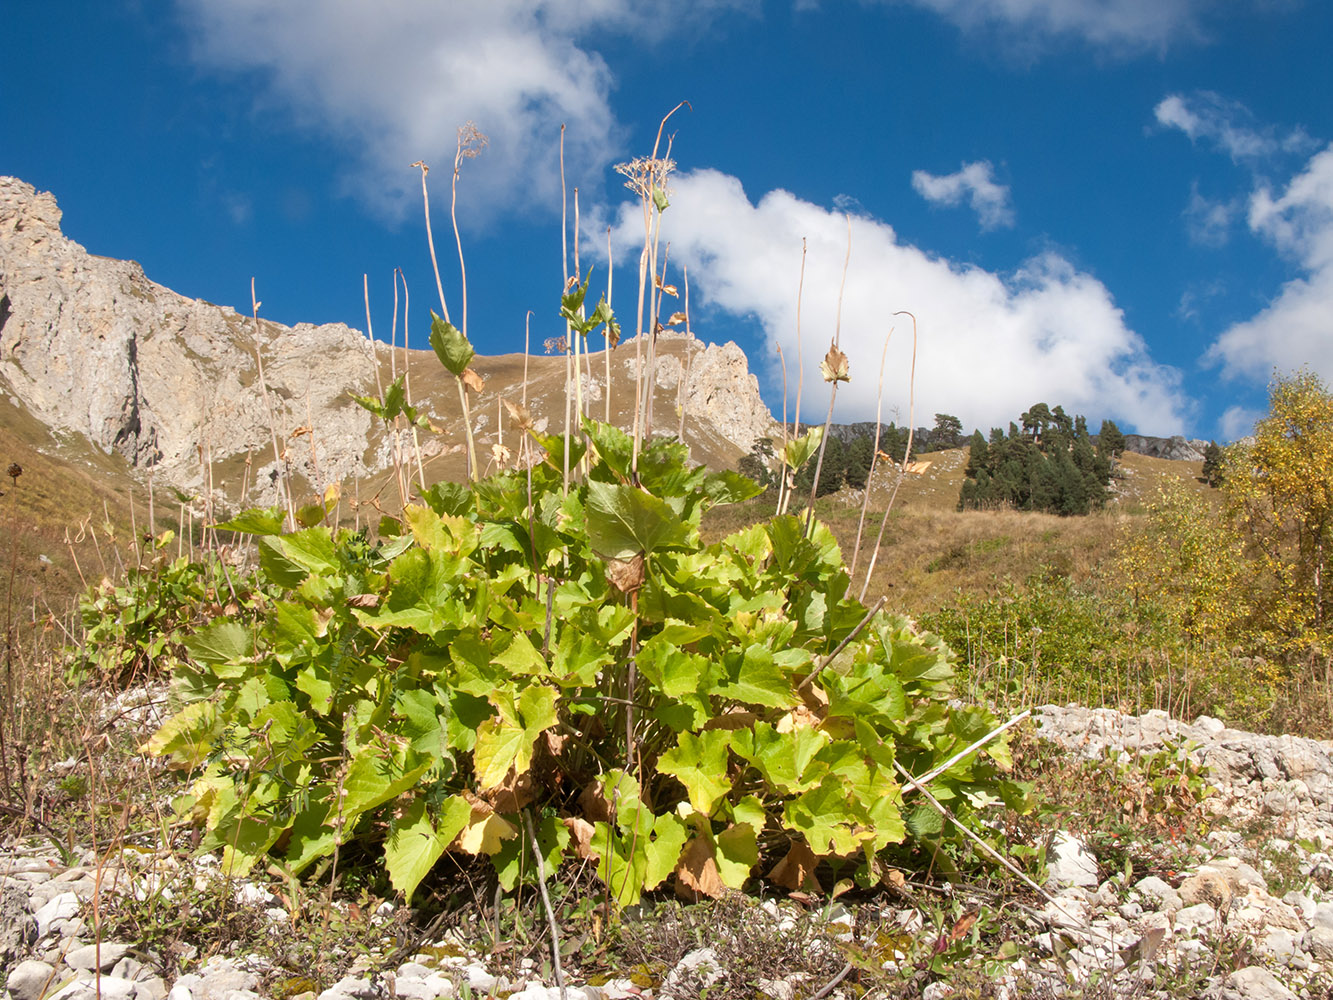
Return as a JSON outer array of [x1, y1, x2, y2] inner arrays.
[[0, 175, 776, 510]]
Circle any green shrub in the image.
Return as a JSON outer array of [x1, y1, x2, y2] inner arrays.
[[143, 415, 1029, 905]]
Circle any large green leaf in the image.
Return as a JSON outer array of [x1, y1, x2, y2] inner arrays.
[[732, 723, 829, 795], [429, 311, 474, 376], [720, 644, 797, 709], [184, 620, 253, 676], [341, 749, 433, 821], [658, 730, 732, 814], [585, 480, 690, 559], [215, 506, 287, 536], [472, 684, 558, 788], [140, 700, 219, 766], [384, 794, 472, 902]]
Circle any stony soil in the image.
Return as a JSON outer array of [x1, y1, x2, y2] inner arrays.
[[4, 695, 1333, 999]]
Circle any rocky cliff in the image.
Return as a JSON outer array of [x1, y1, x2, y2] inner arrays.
[[0, 176, 775, 507], [1123, 434, 1209, 462]]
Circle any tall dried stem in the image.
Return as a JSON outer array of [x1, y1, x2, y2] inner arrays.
[[452, 122, 487, 339], [619, 100, 689, 478], [860, 310, 919, 604], [560, 125, 574, 494], [776, 343, 790, 515], [850, 327, 893, 579], [805, 215, 853, 535], [676, 265, 693, 443], [399, 269, 426, 489], [411, 161, 451, 324], [250, 280, 295, 530], [605, 226, 614, 424]]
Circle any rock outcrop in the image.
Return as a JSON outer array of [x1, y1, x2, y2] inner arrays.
[[1124, 434, 1209, 462], [0, 176, 777, 505], [0, 176, 382, 501]]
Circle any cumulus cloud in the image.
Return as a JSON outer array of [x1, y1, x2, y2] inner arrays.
[[604, 170, 1187, 434], [1207, 145, 1333, 381], [173, 0, 746, 218], [880, 0, 1251, 50], [1219, 404, 1262, 443], [1155, 92, 1317, 164], [911, 161, 1015, 231]]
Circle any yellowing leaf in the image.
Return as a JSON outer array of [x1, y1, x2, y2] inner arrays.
[[385, 795, 472, 901], [453, 795, 518, 855]]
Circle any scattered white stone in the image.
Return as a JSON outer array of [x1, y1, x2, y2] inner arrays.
[[5, 959, 58, 1000], [65, 941, 132, 972], [32, 892, 81, 937], [662, 947, 724, 994], [1045, 832, 1099, 889], [1217, 965, 1299, 1000]]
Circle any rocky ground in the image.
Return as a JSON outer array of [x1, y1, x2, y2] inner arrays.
[[4, 695, 1333, 1000]]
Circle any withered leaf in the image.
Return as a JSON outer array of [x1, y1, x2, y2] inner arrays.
[[605, 553, 645, 594], [819, 342, 850, 383], [579, 781, 612, 824], [563, 816, 596, 860], [346, 593, 380, 609], [460, 367, 486, 394], [767, 840, 823, 893], [674, 836, 725, 901], [665, 311, 688, 327], [503, 399, 534, 431], [480, 766, 535, 814], [491, 442, 512, 467]]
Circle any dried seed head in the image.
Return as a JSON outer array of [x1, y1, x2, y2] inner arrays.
[[820, 343, 850, 384]]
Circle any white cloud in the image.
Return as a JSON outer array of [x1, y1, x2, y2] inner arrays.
[[1183, 183, 1236, 247], [173, 0, 746, 218], [1155, 92, 1317, 164], [1219, 404, 1261, 442], [911, 161, 1015, 231], [1207, 145, 1333, 381], [883, 0, 1244, 50], [605, 170, 1188, 434]]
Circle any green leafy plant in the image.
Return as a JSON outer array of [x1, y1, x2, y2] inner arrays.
[[143, 278, 1026, 914], [76, 531, 267, 684]]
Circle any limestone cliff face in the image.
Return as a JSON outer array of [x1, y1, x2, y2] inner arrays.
[[0, 176, 777, 504], [0, 177, 382, 500]]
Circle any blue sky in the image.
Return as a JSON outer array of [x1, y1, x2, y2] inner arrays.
[[5, 1, 1333, 441]]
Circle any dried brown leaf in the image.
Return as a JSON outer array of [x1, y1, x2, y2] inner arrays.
[[579, 781, 612, 824], [665, 311, 688, 327], [605, 553, 645, 594], [767, 840, 822, 893], [674, 836, 725, 901], [563, 816, 597, 860], [503, 399, 534, 431], [460, 367, 485, 394], [480, 766, 535, 814]]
